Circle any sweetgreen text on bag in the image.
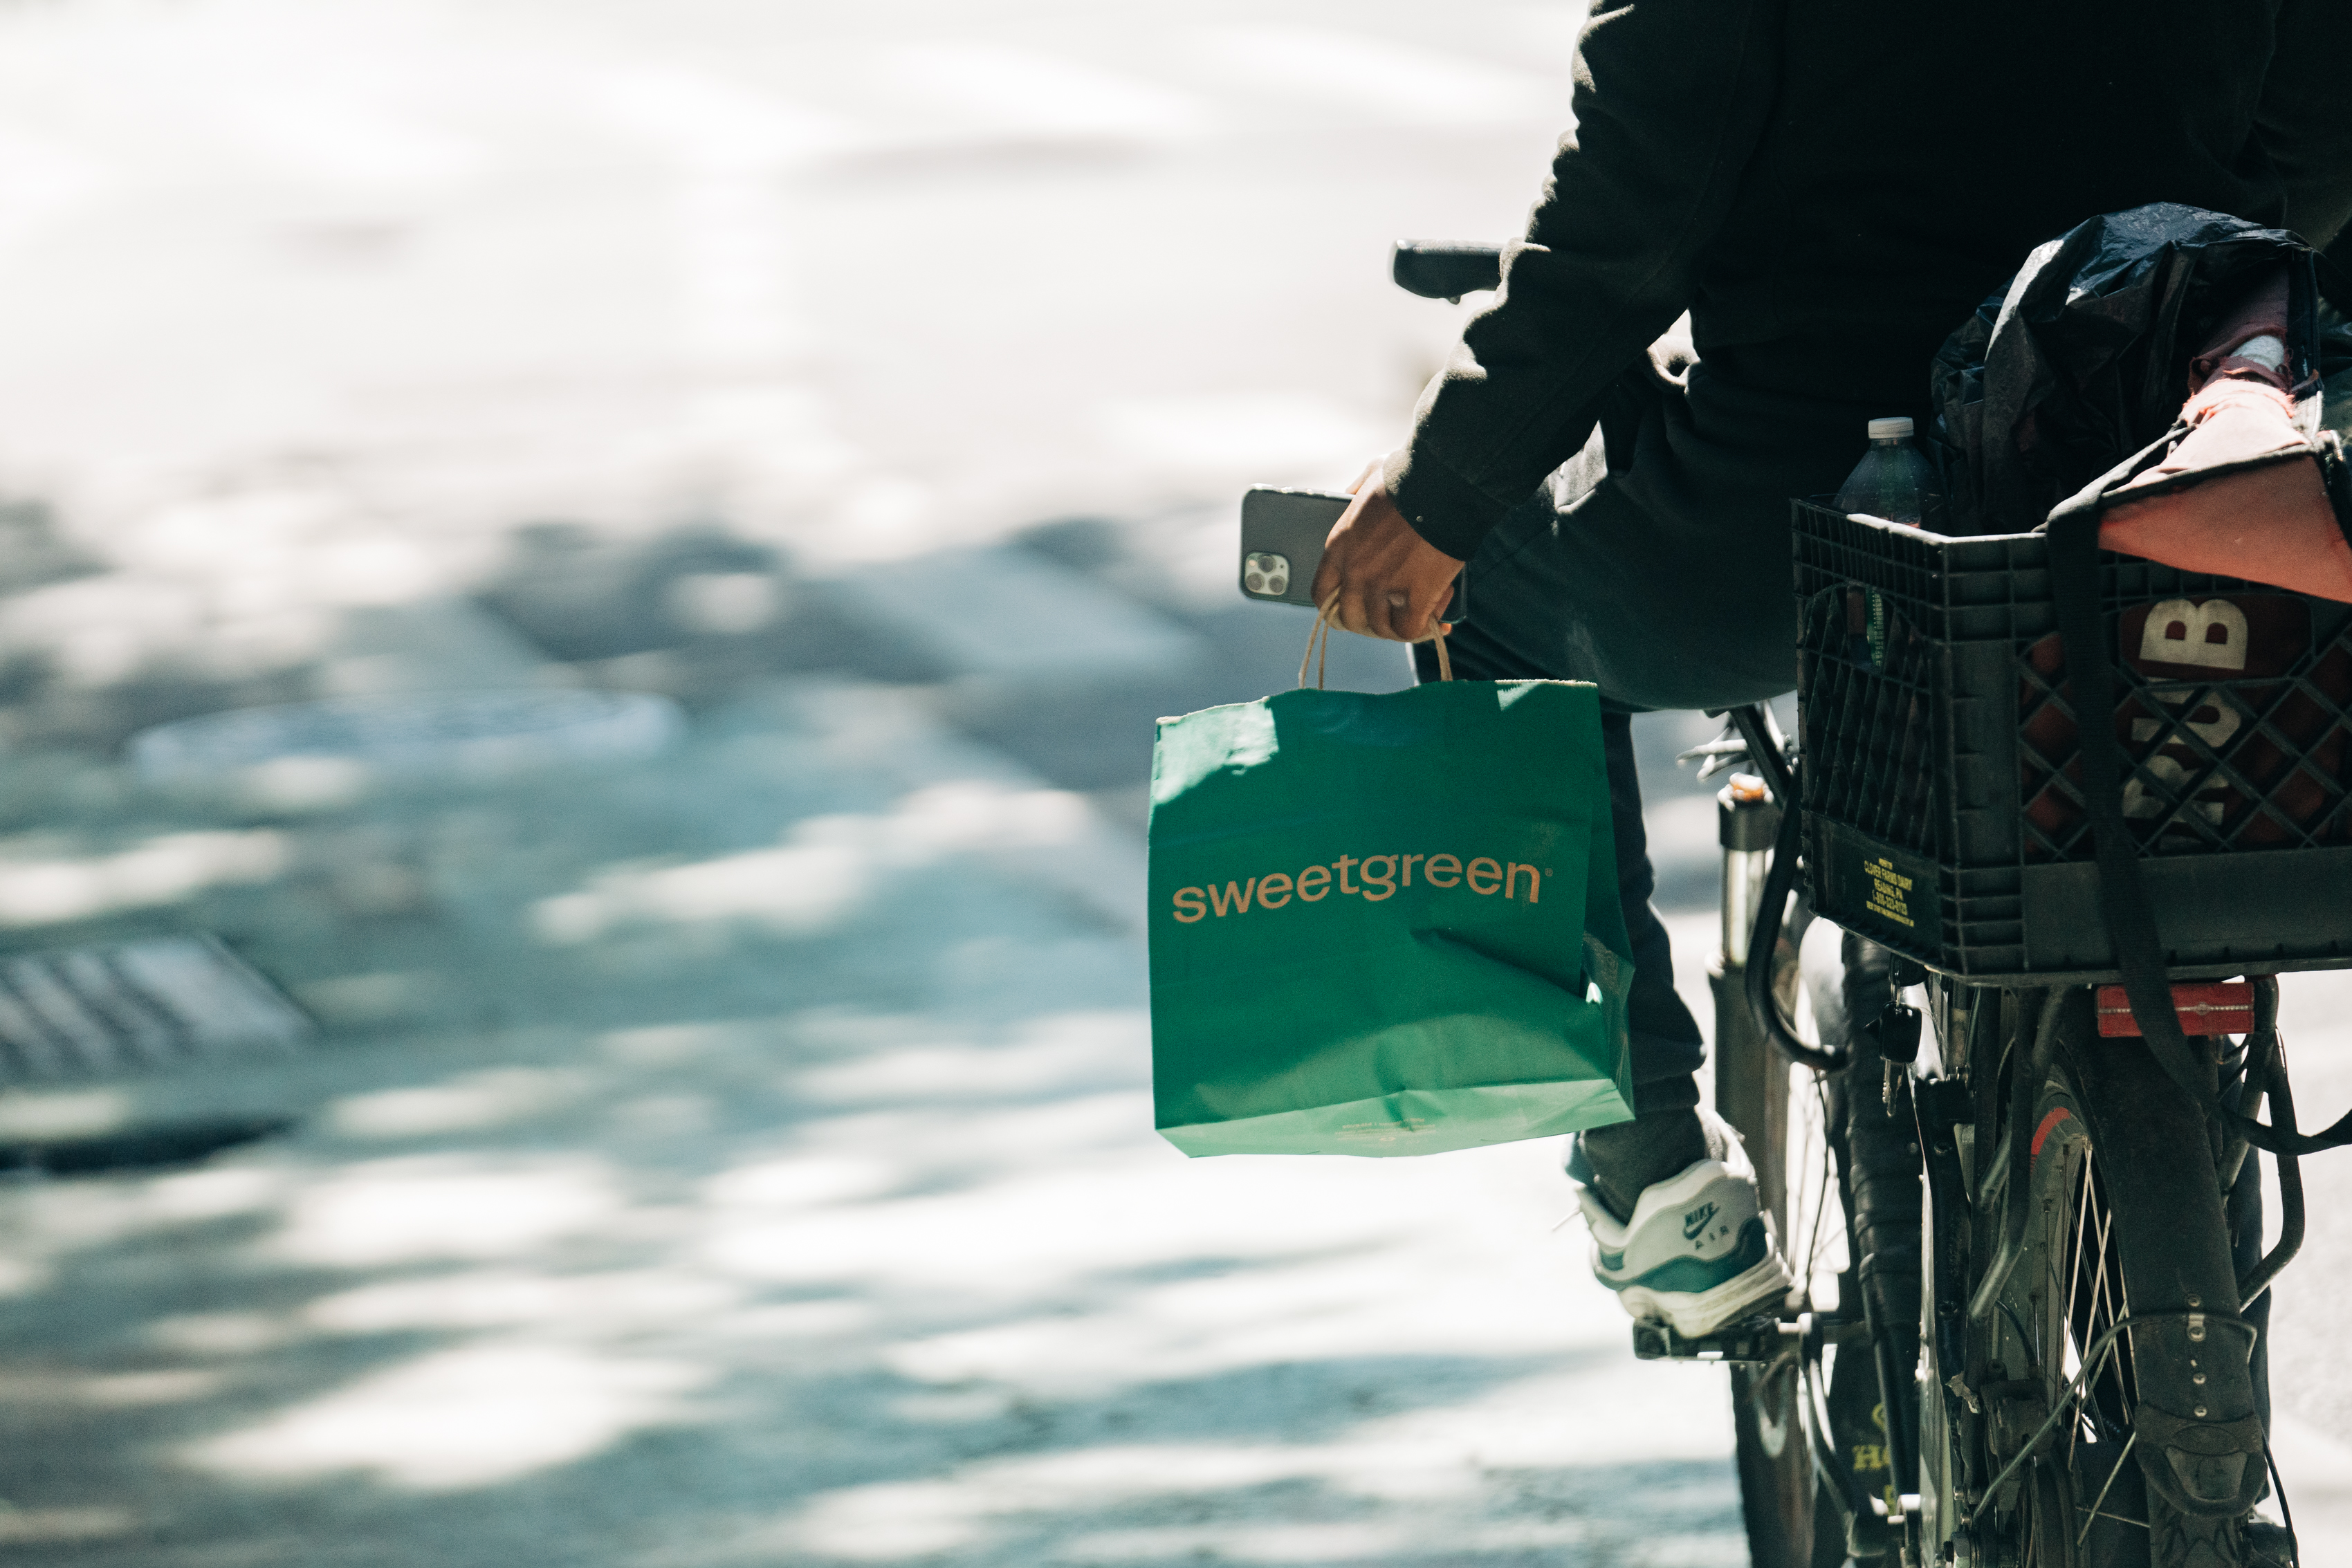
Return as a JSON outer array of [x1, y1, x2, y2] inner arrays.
[[1148, 676, 1635, 1157]]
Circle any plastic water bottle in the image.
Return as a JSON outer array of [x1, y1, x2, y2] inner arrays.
[[1835, 416, 1946, 530]]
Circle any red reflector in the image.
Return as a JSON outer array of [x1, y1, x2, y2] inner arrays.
[[2095, 982, 2256, 1037]]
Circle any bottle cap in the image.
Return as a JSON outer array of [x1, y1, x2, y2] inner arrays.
[[1868, 416, 1914, 441]]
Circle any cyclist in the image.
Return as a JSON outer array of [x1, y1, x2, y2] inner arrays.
[[1312, 0, 2352, 1339]]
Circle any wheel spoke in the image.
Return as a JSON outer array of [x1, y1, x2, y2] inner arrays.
[[2075, 1429, 2138, 1549], [2084, 1161, 2109, 1444], [2067, 1155, 2095, 1459], [1797, 1075, 1835, 1302], [2091, 1189, 2122, 1418], [1960, 997, 2209, 1567], [2070, 1154, 2095, 1329], [2045, 1152, 2092, 1462], [2086, 1159, 2135, 1430]]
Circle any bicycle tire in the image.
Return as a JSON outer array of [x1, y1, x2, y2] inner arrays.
[[1929, 988, 2261, 1568], [1715, 946, 1892, 1567], [1713, 954, 1820, 1565]]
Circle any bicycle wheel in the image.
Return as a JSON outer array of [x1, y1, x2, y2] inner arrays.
[[1938, 988, 2263, 1568], [1714, 946, 1895, 1568], [1713, 954, 1822, 1565]]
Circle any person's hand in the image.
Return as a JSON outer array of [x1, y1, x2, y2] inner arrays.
[[1310, 467, 1464, 642]]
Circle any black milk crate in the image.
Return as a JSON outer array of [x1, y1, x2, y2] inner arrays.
[[1791, 500, 2352, 984]]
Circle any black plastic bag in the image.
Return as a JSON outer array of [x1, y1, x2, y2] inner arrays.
[[1929, 202, 2342, 535]]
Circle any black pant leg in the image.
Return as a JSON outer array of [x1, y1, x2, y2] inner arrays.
[[1411, 643, 1705, 1114], [1601, 709, 1706, 1112]]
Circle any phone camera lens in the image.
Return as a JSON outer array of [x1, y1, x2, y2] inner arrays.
[[1243, 551, 1292, 598]]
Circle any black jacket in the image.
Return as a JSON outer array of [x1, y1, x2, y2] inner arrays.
[[1384, 0, 2352, 702]]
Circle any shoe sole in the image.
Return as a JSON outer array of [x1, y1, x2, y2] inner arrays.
[[1621, 1251, 1794, 1340]]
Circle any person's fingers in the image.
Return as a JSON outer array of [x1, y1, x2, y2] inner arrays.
[[1309, 532, 1343, 609], [1404, 593, 1436, 643], [1408, 588, 1442, 643], [1324, 482, 1372, 546], [1307, 475, 1467, 644], [1372, 584, 1413, 643], [1309, 552, 1337, 609], [1312, 486, 1370, 606], [1313, 591, 1342, 652], [1350, 569, 1419, 641]]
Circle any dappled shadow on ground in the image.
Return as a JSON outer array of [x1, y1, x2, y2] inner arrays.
[[0, 1117, 1740, 1566], [0, 623, 1743, 1566]]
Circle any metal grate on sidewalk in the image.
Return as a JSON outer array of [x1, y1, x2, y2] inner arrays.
[[0, 937, 312, 1086]]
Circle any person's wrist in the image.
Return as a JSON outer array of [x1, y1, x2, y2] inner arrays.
[[1384, 446, 1496, 563]]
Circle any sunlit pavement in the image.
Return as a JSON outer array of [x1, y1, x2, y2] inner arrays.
[[0, 1, 2346, 1562], [0, 676, 1747, 1563], [0, 1, 1758, 1563]]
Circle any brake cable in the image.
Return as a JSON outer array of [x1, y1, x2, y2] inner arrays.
[[1725, 703, 1848, 1073]]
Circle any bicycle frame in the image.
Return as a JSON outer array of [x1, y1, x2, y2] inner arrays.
[[1700, 703, 2308, 1568]]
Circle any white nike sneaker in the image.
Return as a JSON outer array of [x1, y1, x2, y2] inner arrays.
[[1568, 1109, 1794, 1338]]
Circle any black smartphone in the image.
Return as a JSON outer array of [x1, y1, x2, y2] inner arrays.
[[1238, 486, 1467, 621]]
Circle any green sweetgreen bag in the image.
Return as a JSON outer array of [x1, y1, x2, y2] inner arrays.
[[1147, 642, 1635, 1157]]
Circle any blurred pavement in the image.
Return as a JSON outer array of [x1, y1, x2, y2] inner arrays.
[[0, 3, 1751, 1565], [0, 3, 2345, 1564]]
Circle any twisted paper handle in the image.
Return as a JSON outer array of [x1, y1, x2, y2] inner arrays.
[[1298, 594, 1450, 689]]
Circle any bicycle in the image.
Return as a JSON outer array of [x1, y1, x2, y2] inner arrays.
[[1389, 239, 2351, 1568]]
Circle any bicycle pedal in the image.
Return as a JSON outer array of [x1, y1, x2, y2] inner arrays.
[[1630, 1313, 1787, 1364]]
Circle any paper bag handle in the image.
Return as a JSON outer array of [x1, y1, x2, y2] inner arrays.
[[1299, 594, 1450, 689]]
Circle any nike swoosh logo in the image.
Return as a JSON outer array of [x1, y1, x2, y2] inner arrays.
[[1682, 1202, 1719, 1242]]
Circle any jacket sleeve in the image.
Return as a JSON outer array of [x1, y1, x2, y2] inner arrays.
[[2259, 0, 2352, 251], [1384, 0, 1781, 562]]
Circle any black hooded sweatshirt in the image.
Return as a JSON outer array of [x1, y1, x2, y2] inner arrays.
[[1383, 0, 2352, 708]]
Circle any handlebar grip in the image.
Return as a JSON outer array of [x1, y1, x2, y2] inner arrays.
[[1390, 240, 1504, 300]]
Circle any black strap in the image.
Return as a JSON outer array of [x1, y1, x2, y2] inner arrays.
[[2317, 248, 2352, 321], [2319, 434, 2352, 556], [2046, 503, 2352, 1156]]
